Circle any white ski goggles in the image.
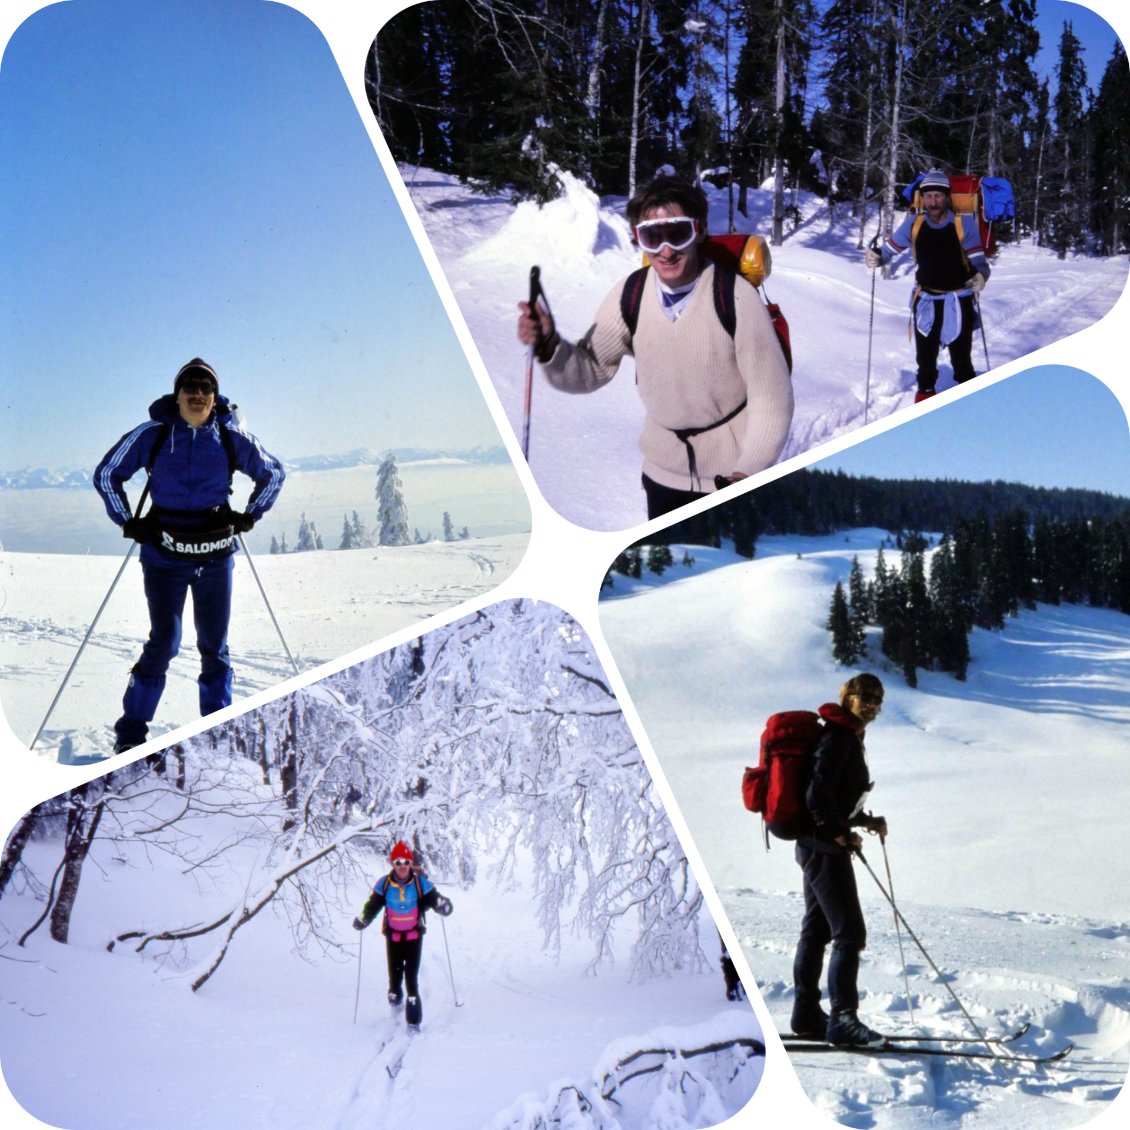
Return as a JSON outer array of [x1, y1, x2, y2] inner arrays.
[[633, 216, 701, 254]]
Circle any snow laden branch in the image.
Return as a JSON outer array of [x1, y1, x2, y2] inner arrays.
[[23, 601, 706, 993]]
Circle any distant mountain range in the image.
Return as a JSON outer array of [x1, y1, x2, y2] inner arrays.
[[0, 446, 512, 489]]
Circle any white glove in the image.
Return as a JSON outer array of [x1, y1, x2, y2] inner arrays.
[[967, 272, 986, 293], [864, 248, 882, 269]]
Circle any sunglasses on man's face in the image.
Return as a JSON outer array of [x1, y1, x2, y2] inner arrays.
[[856, 693, 883, 706], [393, 859, 411, 867], [179, 381, 215, 396], [633, 216, 700, 254]]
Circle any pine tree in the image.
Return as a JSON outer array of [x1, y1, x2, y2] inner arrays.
[[1089, 41, 1130, 254], [376, 453, 411, 547], [295, 512, 319, 553], [647, 543, 675, 575], [847, 555, 870, 657], [1044, 21, 1089, 257], [443, 511, 455, 542], [827, 580, 857, 664]]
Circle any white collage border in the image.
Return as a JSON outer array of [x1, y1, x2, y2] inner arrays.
[[1, 2, 1127, 1127]]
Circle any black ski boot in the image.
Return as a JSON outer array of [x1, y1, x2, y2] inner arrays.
[[790, 1005, 830, 1040], [827, 1009, 887, 1048], [388, 990, 403, 1009], [405, 995, 422, 1030]]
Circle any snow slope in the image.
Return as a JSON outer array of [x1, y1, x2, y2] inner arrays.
[[598, 531, 1130, 1127], [0, 763, 763, 1130], [0, 533, 528, 761], [395, 166, 1129, 531]]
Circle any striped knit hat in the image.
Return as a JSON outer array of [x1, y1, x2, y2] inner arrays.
[[173, 358, 219, 395]]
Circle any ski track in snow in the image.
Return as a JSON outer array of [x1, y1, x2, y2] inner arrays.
[[398, 167, 1127, 533]]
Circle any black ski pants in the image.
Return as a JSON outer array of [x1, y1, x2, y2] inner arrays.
[[793, 840, 867, 1016], [641, 473, 705, 521], [913, 292, 977, 392], [386, 933, 423, 999]]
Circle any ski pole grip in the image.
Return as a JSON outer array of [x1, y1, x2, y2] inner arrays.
[[528, 265, 541, 311]]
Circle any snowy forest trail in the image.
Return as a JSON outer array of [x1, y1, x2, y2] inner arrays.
[[398, 167, 1128, 532]]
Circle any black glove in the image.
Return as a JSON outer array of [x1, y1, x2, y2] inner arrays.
[[433, 896, 453, 917], [230, 511, 256, 534], [352, 916, 367, 931], [122, 516, 155, 543]]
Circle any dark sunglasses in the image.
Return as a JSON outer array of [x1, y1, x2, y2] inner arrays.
[[179, 380, 215, 396], [392, 859, 412, 867], [856, 693, 883, 706]]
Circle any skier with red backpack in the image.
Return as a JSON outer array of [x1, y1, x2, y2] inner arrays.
[[865, 169, 993, 402], [352, 841, 454, 1030], [745, 673, 889, 1047], [516, 174, 794, 519]]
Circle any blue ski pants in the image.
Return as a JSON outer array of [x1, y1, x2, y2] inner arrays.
[[115, 553, 234, 745]]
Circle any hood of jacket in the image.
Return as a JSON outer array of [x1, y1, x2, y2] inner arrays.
[[817, 701, 862, 732]]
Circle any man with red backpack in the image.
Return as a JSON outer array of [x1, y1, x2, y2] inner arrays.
[[865, 169, 991, 402], [352, 841, 453, 1030], [516, 174, 793, 520], [789, 673, 889, 1047]]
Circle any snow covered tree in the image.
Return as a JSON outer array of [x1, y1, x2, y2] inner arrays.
[[269, 534, 280, 555], [376, 452, 411, 546], [442, 511, 455, 542], [295, 512, 320, 552]]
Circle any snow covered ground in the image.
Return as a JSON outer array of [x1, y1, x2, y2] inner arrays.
[[598, 530, 1130, 1127], [395, 166, 1129, 531], [0, 532, 529, 762], [0, 771, 763, 1130]]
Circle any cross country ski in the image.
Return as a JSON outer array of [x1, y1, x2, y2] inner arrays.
[[782, 1039, 1073, 1066]]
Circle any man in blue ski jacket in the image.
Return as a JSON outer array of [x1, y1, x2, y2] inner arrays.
[[353, 840, 453, 1029], [94, 358, 285, 752], [865, 169, 991, 402]]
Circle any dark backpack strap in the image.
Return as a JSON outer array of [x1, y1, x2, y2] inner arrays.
[[145, 422, 173, 474], [619, 266, 650, 340], [711, 263, 738, 339]]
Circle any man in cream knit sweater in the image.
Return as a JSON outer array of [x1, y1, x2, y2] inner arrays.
[[517, 175, 794, 520]]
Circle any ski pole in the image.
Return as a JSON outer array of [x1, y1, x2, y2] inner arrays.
[[880, 837, 916, 1028], [864, 233, 880, 424], [854, 846, 998, 1057], [31, 542, 138, 750], [521, 265, 549, 463], [974, 294, 990, 371], [439, 916, 463, 1007], [238, 533, 300, 677], [353, 926, 364, 1024]]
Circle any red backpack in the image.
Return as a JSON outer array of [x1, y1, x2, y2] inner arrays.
[[742, 710, 824, 847]]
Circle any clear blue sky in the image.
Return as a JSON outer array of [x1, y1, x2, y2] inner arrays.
[[0, 0, 503, 470], [817, 368, 1130, 497]]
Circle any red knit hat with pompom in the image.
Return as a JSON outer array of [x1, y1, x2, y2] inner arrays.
[[389, 840, 413, 864]]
